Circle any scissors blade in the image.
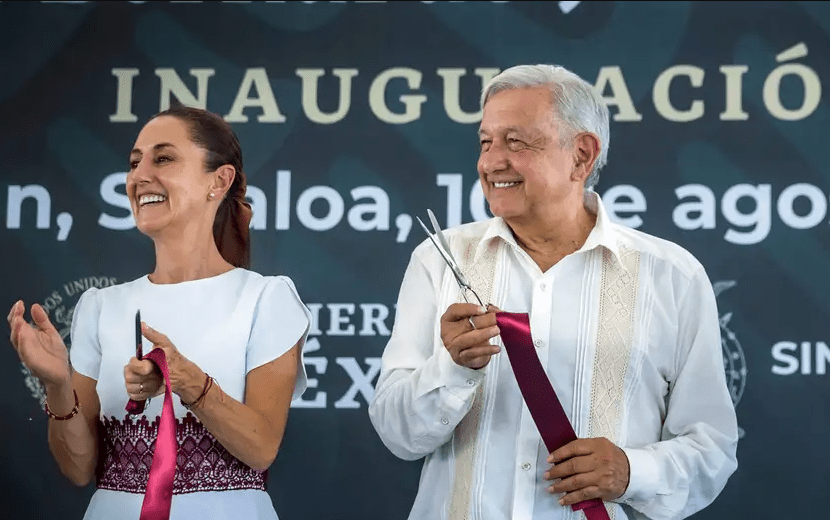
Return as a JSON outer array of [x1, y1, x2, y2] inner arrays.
[[425, 210, 467, 279], [427, 209, 453, 260], [416, 214, 486, 307], [135, 310, 143, 360], [416, 216, 457, 271], [415, 214, 433, 239], [416, 217, 453, 265], [417, 214, 472, 289]]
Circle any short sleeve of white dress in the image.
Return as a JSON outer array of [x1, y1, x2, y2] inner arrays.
[[69, 287, 103, 380], [247, 276, 310, 400]]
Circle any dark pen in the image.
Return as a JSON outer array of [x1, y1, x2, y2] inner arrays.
[[126, 310, 146, 415], [135, 310, 143, 360]]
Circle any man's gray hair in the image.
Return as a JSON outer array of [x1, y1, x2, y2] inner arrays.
[[480, 64, 610, 190]]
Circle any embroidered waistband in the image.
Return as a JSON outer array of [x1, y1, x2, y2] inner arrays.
[[97, 412, 267, 494]]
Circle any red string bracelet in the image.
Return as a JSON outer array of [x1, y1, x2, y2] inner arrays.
[[45, 390, 80, 421], [181, 373, 213, 410]]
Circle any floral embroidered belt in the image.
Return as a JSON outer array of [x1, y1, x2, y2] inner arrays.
[[97, 413, 267, 494]]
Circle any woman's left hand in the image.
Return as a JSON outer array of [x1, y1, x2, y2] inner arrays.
[[136, 322, 207, 404]]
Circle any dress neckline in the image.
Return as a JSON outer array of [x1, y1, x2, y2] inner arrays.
[[141, 267, 243, 287]]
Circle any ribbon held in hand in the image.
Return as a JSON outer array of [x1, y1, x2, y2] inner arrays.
[[496, 312, 610, 520], [125, 347, 177, 520]]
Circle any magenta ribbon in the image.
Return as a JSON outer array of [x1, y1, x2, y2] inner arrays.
[[125, 348, 177, 520], [496, 312, 610, 520]]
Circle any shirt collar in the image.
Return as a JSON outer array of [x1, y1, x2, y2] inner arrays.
[[473, 190, 624, 267], [580, 189, 624, 266]]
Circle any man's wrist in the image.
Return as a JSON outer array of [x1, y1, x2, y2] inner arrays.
[[615, 447, 660, 504]]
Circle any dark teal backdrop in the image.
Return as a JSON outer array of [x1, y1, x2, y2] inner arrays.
[[2, 2, 829, 519]]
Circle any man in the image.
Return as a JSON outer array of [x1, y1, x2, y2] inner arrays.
[[368, 64, 738, 520]]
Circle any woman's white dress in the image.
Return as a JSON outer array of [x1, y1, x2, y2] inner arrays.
[[69, 268, 310, 520]]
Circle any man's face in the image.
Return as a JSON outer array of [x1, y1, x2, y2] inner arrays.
[[477, 86, 579, 223]]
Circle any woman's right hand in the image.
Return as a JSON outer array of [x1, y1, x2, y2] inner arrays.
[[7, 300, 71, 389], [124, 356, 163, 401]]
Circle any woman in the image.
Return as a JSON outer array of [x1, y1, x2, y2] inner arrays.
[[7, 105, 310, 519]]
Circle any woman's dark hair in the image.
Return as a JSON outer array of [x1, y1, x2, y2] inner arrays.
[[150, 105, 252, 269]]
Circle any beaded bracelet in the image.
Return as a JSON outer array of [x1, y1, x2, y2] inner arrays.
[[181, 373, 213, 410], [45, 390, 80, 421]]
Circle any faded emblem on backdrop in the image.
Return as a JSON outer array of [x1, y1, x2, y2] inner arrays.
[[714, 280, 747, 438]]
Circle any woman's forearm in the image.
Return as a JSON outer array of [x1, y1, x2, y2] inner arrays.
[[187, 378, 284, 471], [45, 381, 98, 486]]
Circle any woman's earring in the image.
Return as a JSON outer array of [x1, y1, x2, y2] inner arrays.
[[208, 192, 215, 200]]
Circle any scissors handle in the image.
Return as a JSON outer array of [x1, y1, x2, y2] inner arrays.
[[460, 285, 486, 307]]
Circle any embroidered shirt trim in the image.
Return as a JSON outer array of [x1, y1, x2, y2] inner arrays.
[[448, 237, 500, 520], [97, 413, 267, 495], [587, 245, 641, 520]]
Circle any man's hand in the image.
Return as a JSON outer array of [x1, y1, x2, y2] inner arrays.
[[439, 303, 501, 369], [544, 437, 630, 505]]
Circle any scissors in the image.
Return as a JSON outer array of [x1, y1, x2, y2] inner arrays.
[[416, 209, 487, 308]]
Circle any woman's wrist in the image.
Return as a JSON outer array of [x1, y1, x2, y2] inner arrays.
[[177, 363, 207, 403], [43, 380, 76, 417], [181, 374, 213, 410]]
